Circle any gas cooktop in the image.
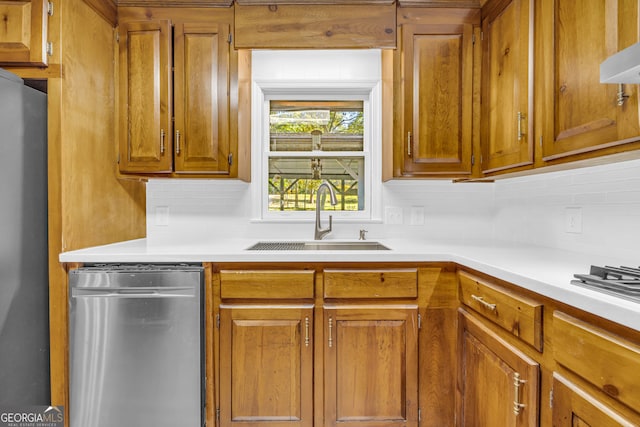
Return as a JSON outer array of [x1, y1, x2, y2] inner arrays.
[[572, 265, 640, 303]]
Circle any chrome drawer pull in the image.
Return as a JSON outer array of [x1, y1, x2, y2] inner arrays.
[[471, 294, 497, 311], [305, 316, 310, 347], [328, 316, 333, 348]]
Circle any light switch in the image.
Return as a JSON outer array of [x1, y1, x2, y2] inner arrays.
[[385, 206, 403, 224]]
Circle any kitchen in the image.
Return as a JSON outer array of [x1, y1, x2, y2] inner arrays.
[[1, 0, 640, 426]]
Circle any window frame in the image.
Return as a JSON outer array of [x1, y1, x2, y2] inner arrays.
[[251, 81, 382, 222], [249, 50, 383, 223]]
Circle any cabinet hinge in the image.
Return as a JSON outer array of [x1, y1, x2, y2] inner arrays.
[[227, 33, 233, 44], [228, 153, 233, 166], [216, 313, 220, 329], [46, 42, 53, 57], [216, 408, 220, 422], [47, 1, 54, 16], [417, 314, 422, 330]]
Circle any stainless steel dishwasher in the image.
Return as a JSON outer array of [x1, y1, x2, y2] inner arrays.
[[68, 264, 204, 427]]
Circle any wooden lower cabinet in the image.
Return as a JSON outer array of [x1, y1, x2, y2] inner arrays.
[[551, 373, 640, 427], [219, 304, 314, 427], [457, 308, 539, 427], [323, 304, 419, 427]]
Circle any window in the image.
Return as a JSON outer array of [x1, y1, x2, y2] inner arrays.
[[268, 100, 365, 213], [251, 50, 382, 222]]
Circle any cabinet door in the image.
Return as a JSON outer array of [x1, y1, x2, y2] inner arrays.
[[174, 22, 231, 174], [398, 23, 473, 177], [324, 304, 418, 427], [458, 309, 539, 427], [539, 0, 640, 161], [481, 0, 533, 174], [0, 0, 48, 66], [219, 305, 314, 427], [552, 373, 640, 427], [118, 20, 173, 173]]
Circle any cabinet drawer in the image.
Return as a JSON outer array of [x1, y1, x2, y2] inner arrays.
[[323, 269, 417, 299], [220, 270, 315, 299], [553, 311, 640, 412], [458, 271, 543, 351]]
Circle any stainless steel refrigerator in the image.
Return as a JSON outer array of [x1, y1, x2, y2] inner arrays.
[[0, 68, 50, 404]]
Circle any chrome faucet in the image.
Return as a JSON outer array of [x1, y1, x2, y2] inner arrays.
[[314, 181, 338, 240]]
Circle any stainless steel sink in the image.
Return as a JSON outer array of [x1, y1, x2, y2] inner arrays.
[[246, 241, 390, 251]]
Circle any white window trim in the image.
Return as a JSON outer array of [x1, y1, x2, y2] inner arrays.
[[249, 52, 383, 223]]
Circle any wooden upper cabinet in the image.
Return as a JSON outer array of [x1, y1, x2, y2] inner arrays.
[[324, 304, 419, 427], [480, 0, 533, 174], [236, 0, 394, 3], [118, 20, 173, 173], [0, 0, 49, 66], [234, 3, 396, 49], [119, 0, 232, 5], [173, 22, 231, 174], [396, 22, 474, 177], [398, 0, 481, 5], [538, 0, 640, 162], [118, 8, 237, 177]]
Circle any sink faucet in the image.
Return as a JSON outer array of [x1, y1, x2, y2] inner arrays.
[[314, 181, 338, 240]]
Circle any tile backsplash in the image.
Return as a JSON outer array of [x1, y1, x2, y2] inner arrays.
[[147, 158, 640, 259], [493, 158, 640, 259]]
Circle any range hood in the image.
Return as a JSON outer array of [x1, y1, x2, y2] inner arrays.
[[600, 42, 640, 84]]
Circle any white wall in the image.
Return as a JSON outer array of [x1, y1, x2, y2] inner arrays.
[[146, 158, 640, 260], [493, 158, 640, 260], [145, 178, 496, 245]]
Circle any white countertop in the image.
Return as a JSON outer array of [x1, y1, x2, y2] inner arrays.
[[59, 238, 640, 332]]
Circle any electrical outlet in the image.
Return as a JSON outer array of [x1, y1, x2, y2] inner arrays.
[[155, 206, 170, 226], [565, 207, 582, 233], [410, 206, 425, 225], [385, 206, 403, 225]]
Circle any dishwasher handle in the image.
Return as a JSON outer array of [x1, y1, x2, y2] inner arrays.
[[71, 287, 196, 298]]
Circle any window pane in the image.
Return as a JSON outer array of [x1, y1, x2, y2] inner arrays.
[[268, 157, 364, 212], [269, 101, 364, 152]]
